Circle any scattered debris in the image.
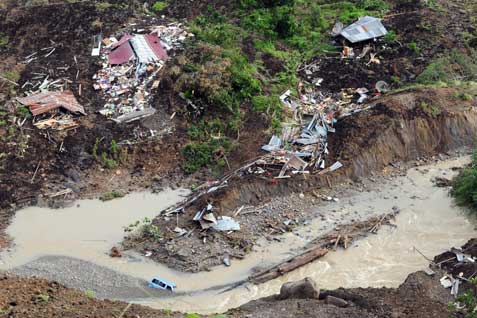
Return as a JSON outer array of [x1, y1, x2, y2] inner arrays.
[[213, 216, 240, 232], [433, 177, 452, 187], [93, 24, 191, 123], [223, 256, 231, 267], [173, 227, 188, 237]]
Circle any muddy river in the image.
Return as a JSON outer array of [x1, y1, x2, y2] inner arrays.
[[1, 157, 476, 314]]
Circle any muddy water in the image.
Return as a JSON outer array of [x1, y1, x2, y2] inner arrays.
[[140, 157, 477, 313], [1, 157, 476, 314]]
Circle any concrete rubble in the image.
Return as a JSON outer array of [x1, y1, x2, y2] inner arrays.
[[93, 23, 192, 123]]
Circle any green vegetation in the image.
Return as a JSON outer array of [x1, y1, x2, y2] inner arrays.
[[419, 101, 441, 117], [182, 119, 234, 173], [383, 30, 397, 43], [449, 277, 477, 318], [177, 0, 391, 173], [0, 33, 9, 48], [407, 42, 420, 54], [184, 314, 201, 318], [85, 290, 95, 298], [15, 106, 31, 119], [417, 50, 477, 84], [35, 293, 50, 303], [95, 2, 112, 11], [125, 217, 162, 241], [152, 1, 167, 12], [454, 91, 474, 101], [92, 139, 128, 169], [451, 152, 477, 211], [99, 190, 124, 201]]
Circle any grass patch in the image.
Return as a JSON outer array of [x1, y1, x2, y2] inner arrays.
[[152, 1, 167, 12], [419, 101, 441, 117], [85, 290, 95, 298], [99, 191, 124, 201], [417, 50, 477, 84], [92, 139, 128, 169]]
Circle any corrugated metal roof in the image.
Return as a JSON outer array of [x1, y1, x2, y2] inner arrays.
[[130, 35, 160, 64], [340, 16, 387, 43], [17, 91, 85, 116]]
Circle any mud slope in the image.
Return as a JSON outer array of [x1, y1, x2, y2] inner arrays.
[[212, 87, 477, 212]]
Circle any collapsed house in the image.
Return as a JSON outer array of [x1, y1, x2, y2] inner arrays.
[[336, 16, 388, 43], [93, 24, 191, 123], [16, 91, 85, 130]]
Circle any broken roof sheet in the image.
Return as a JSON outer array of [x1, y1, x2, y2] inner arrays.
[[340, 16, 387, 43], [17, 91, 86, 116]]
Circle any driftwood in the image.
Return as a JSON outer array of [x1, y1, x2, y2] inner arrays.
[[250, 247, 329, 284], [249, 212, 397, 285]]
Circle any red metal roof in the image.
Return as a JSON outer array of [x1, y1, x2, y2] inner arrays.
[[109, 41, 135, 65], [144, 34, 168, 61], [110, 34, 134, 49], [17, 91, 86, 116]]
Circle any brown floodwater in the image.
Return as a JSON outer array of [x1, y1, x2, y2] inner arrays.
[[1, 157, 476, 314]]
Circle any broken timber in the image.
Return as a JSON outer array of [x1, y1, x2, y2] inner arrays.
[[250, 246, 329, 284], [248, 212, 397, 285]]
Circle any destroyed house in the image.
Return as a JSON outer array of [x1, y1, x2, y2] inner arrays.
[[108, 34, 168, 65], [340, 16, 387, 43], [16, 91, 86, 116]]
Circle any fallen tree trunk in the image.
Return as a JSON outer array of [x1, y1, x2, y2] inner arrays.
[[250, 247, 329, 284], [248, 212, 397, 285]]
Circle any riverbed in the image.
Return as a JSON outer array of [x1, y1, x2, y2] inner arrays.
[[1, 156, 475, 314]]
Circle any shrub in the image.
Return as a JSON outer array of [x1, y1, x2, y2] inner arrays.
[[451, 152, 477, 211], [448, 277, 477, 318], [152, 1, 167, 12], [0, 33, 8, 47], [99, 191, 124, 201], [407, 42, 420, 54], [384, 30, 397, 43]]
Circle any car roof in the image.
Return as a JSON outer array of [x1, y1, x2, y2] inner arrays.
[[151, 277, 176, 287]]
